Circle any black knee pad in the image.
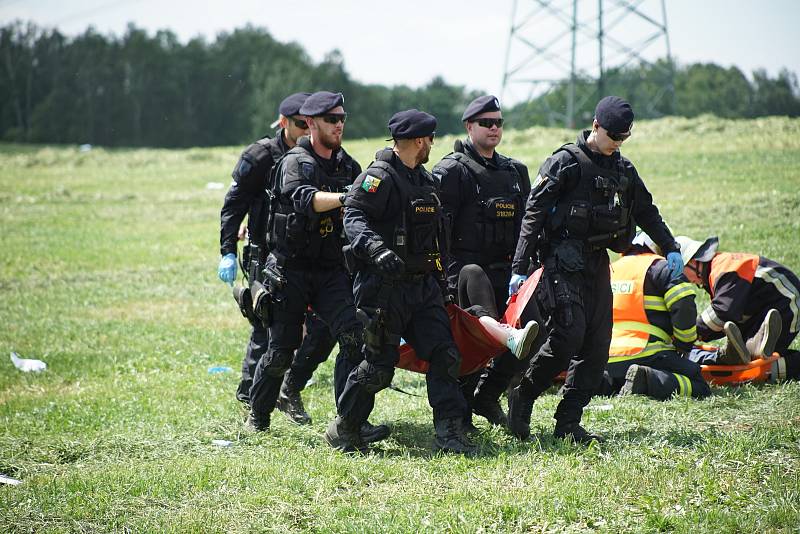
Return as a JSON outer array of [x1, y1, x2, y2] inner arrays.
[[429, 345, 462, 381], [337, 329, 364, 364], [263, 349, 292, 378], [354, 360, 394, 394]]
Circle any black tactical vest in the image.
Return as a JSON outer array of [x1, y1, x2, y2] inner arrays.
[[444, 143, 524, 263], [233, 134, 286, 246], [368, 151, 444, 274], [547, 143, 635, 253], [267, 140, 355, 265]]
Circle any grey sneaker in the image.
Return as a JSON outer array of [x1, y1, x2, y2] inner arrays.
[[719, 322, 749, 365], [746, 309, 782, 359]]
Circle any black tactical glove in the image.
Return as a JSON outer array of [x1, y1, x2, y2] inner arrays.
[[370, 247, 405, 275]]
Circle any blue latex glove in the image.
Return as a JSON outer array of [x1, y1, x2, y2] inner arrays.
[[217, 253, 237, 285], [666, 251, 684, 280], [509, 274, 528, 296]]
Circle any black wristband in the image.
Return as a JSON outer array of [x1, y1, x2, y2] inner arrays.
[[339, 193, 346, 205]]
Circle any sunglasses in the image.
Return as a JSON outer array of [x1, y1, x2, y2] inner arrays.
[[472, 118, 504, 128], [606, 129, 632, 142], [320, 113, 347, 125], [292, 118, 308, 129], [428, 133, 436, 142]]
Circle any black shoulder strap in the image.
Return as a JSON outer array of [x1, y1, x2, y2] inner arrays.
[[257, 137, 284, 163]]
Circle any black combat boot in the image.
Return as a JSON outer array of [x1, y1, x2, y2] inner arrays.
[[433, 417, 478, 455], [619, 364, 650, 396], [507, 387, 535, 441], [462, 414, 480, 435], [746, 309, 782, 359], [245, 411, 270, 432], [325, 416, 367, 453], [276, 375, 311, 425], [471, 392, 508, 427], [360, 421, 391, 444], [553, 422, 605, 444]]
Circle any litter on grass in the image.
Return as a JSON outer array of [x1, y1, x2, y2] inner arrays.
[[0, 475, 22, 486], [10, 352, 46, 372]]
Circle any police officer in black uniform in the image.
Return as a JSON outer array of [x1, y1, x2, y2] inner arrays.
[[247, 92, 387, 443], [507, 96, 684, 443], [433, 95, 533, 428], [218, 92, 337, 424], [325, 110, 476, 454]]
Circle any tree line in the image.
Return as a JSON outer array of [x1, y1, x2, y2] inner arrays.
[[506, 59, 800, 128], [2, 21, 799, 148]]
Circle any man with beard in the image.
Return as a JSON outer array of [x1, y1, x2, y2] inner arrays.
[[326, 109, 476, 454], [247, 92, 388, 445], [433, 95, 535, 429], [218, 93, 338, 425]]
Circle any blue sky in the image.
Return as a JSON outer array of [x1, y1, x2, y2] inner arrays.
[[2, 0, 798, 105]]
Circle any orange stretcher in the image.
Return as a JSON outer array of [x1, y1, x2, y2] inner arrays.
[[396, 272, 544, 377], [698, 347, 778, 385], [552, 346, 779, 385]]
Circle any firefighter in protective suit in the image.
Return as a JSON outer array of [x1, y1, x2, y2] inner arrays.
[[247, 92, 390, 445], [677, 236, 800, 380], [433, 95, 534, 428], [326, 109, 475, 454], [218, 92, 338, 422], [507, 96, 683, 443], [597, 232, 711, 399]]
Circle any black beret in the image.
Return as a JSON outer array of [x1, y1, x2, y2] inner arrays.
[[388, 109, 437, 139], [595, 96, 634, 134], [462, 94, 501, 122], [278, 92, 311, 117], [299, 91, 345, 116]]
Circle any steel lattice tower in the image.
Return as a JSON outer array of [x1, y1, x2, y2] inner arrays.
[[501, 0, 674, 127]]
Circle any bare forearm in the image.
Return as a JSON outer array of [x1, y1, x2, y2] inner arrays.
[[312, 191, 343, 213]]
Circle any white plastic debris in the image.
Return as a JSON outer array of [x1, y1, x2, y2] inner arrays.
[[79, 144, 92, 152], [0, 475, 22, 486], [586, 403, 614, 411], [212, 439, 233, 447], [10, 352, 46, 372], [205, 182, 224, 190]]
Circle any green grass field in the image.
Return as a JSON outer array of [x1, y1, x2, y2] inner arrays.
[[2, 115, 800, 533]]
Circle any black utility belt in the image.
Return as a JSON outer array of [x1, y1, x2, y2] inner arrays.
[[271, 253, 344, 271]]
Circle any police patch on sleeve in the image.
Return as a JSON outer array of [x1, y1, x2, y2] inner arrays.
[[301, 162, 315, 180], [361, 175, 382, 193]]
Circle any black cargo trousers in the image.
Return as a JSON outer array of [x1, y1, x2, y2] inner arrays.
[[336, 271, 469, 425], [249, 253, 363, 418], [518, 250, 612, 427]]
